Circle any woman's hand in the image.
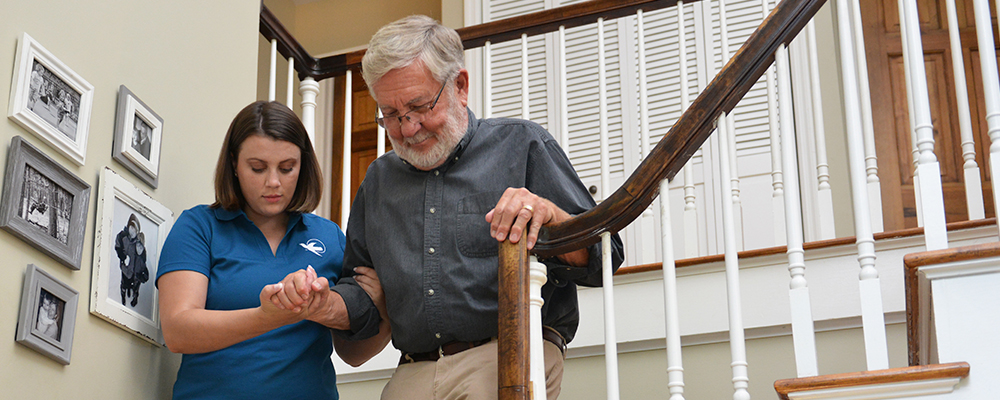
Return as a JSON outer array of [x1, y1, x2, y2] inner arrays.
[[269, 266, 326, 312]]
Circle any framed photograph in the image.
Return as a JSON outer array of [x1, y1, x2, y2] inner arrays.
[[16, 264, 79, 365], [7, 32, 94, 166], [112, 85, 163, 188], [0, 136, 91, 270], [90, 167, 172, 345]]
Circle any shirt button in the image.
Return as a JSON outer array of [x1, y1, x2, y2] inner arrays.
[[435, 333, 442, 339], [428, 289, 435, 296], [434, 170, 440, 176], [428, 248, 436, 254], [430, 207, 436, 214]]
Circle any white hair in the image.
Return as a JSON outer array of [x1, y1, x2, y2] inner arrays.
[[361, 15, 464, 98]]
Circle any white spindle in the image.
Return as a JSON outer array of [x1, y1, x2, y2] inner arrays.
[[377, 109, 386, 157], [528, 256, 548, 400], [975, 0, 1000, 238], [485, 41, 492, 119], [299, 77, 319, 145], [900, 0, 949, 250], [719, 0, 744, 250], [849, 0, 883, 233], [806, 21, 837, 239], [898, 0, 924, 227], [777, 44, 819, 377], [660, 180, 686, 400], [837, 0, 890, 370], [269, 39, 277, 102], [679, 2, 699, 258], [341, 70, 352, 230], [287, 57, 295, 107], [559, 27, 569, 149], [947, 0, 982, 220], [597, 18, 621, 400], [521, 34, 530, 121], [717, 93, 751, 400], [764, 0, 785, 246]]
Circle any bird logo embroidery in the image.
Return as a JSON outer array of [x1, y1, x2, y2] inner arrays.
[[300, 239, 326, 257]]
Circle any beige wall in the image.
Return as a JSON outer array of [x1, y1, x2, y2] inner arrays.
[[0, 0, 261, 398], [338, 324, 910, 398]]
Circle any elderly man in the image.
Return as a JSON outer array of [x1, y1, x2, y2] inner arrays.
[[280, 15, 624, 400]]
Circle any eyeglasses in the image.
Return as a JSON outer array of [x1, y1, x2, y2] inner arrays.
[[375, 77, 448, 131]]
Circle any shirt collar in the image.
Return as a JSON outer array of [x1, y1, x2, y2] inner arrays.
[[212, 206, 306, 228]]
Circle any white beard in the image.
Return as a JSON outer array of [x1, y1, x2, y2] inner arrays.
[[389, 98, 467, 170]]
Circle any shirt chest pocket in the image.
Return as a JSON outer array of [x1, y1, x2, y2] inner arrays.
[[456, 191, 504, 258]]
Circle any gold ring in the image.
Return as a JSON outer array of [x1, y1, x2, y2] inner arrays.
[[523, 204, 534, 212]]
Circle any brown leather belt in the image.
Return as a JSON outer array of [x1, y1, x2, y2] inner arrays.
[[399, 327, 567, 365]]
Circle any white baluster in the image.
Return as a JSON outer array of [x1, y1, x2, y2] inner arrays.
[[287, 57, 295, 107], [597, 18, 621, 400], [763, 0, 785, 246], [269, 39, 277, 102], [377, 109, 386, 157], [679, 2, 699, 258], [849, 0, 883, 233], [806, 21, 837, 239], [660, 180, 686, 400], [559, 27, 569, 150], [521, 34, 530, 121], [899, 0, 948, 250], [485, 41, 492, 119], [898, 0, 924, 227], [777, 44, 819, 377], [719, 0, 744, 250], [943, 0, 983, 220], [528, 256, 547, 400], [299, 77, 319, 145], [341, 70, 352, 230], [717, 94, 751, 400], [837, 0, 890, 370], [977, 0, 1000, 237]]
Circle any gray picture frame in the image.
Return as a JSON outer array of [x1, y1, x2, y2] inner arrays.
[[0, 136, 91, 270], [16, 264, 79, 365], [112, 85, 162, 188]]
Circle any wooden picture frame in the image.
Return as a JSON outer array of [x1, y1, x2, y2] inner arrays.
[[7, 32, 94, 165], [0, 136, 91, 270], [16, 264, 79, 365], [112, 85, 163, 188], [90, 168, 172, 345]]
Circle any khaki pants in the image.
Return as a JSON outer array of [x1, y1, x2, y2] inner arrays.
[[381, 340, 565, 400]]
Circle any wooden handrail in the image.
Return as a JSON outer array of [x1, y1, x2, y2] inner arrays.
[[260, 0, 691, 81], [774, 362, 970, 400]]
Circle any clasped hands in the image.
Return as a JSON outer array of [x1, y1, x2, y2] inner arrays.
[[258, 265, 385, 328]]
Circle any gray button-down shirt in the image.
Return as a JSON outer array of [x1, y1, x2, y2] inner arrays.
[[332, 109, 625, 354]]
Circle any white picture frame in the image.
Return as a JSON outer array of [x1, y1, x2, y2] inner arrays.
[[16, 264, 79, 365], [7, 32, 94, 166], [112, 85, 163, 188], [90, 168, 173, 345]]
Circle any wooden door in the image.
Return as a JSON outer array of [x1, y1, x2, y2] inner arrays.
[[862, 0, 998, 230]]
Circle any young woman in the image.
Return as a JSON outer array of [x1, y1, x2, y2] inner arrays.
[[156, 101, 380, 399]]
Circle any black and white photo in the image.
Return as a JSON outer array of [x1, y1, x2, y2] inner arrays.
[[91, 168, 172, 345], [8, 32, 93, 165], [0, 136, 91, 270], [18, 164, 73, 244], [16, 264, 79, 365], [113, 85, 163, 188]]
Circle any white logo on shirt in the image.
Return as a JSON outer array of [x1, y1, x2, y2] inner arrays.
[[300, 239, 326, 257]]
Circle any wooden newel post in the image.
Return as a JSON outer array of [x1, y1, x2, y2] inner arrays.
[[498, 239, 530, 400]]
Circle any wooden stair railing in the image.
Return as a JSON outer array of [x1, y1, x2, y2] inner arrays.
[[260, 0, 829, 398]]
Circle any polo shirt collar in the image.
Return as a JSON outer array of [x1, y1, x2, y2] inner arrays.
[[212, 206, 306, 228]]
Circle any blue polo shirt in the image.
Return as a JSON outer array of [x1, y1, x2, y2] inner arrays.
[[156, 205, 345, 400]]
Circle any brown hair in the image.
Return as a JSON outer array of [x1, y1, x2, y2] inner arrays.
[[211, 101, 322, 213]]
